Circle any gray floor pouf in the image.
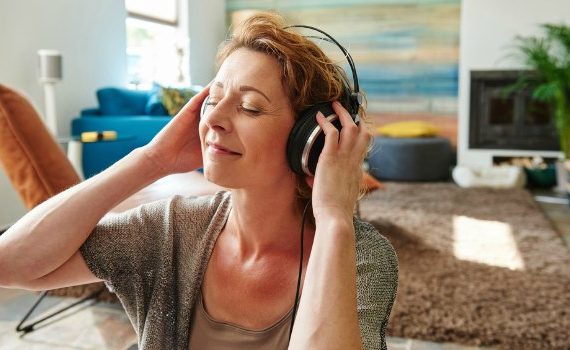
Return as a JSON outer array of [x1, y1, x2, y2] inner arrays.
[[368, 136, 452, 181]]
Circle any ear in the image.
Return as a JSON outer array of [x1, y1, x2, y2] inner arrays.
[[305, 176, 315, 189]]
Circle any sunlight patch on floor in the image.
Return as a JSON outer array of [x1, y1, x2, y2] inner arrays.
[[453, 215, 525, 270]]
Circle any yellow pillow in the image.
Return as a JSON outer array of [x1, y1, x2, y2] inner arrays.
[[376, 121, 439, 138]]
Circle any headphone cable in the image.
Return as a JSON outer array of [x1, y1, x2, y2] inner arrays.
[[288, 199, 311, 341]]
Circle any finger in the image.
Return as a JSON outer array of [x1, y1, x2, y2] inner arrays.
[[190, 84, 213, 110], [332, 101, 358, 151], [332, 101, 355, 127], [177, 82, 212, 116], [355, 126, 373, 161], [316, 111, 339, 155]]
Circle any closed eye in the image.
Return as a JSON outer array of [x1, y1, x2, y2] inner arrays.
[[204, 100, 262, 116], [240, 106, 262, 116]]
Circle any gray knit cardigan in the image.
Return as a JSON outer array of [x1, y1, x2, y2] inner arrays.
[[80, 191, 398, 350]]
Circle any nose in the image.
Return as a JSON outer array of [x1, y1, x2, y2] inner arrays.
[[201, 98, 233, 133]]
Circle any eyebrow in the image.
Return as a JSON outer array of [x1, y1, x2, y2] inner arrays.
[[214, 81, 271, 102]]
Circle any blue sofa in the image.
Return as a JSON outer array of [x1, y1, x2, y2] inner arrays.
[[71, 87, 171, 178]]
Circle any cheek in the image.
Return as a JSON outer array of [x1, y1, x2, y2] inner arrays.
[[247, 129, 290, 165], [198, 121, 208, 148]]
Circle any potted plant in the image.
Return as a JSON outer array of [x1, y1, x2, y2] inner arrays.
[[510, 23, 570, 200]]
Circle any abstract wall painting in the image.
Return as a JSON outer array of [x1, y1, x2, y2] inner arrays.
[[226, 0, 461, 115]]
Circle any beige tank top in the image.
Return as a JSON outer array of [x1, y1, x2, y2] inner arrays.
[[188, 291, 294, 349]]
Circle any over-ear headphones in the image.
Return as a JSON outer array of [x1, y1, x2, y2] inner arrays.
[[200, 24, 362, 177], [285, 25, 362, 177]]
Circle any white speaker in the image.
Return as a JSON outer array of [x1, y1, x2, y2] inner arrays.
[[38, 50, 62, 83], [37, 49, 62, 136]]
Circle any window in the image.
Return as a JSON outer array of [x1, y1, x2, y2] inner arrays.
[[125, 0, 189, 89], [126, 0, 177, 25]]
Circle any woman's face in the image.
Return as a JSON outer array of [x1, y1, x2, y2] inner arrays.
[[199, 48, 296, 190]]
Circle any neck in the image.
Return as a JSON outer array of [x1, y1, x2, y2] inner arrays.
[[227, 186, 312, 259]]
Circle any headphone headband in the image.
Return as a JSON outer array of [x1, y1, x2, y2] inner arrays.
[[284, 24, 361, 95]]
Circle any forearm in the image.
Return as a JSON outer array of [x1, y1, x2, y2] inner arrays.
[[289, 216, 362, 350], [0, 148, 162, 284]]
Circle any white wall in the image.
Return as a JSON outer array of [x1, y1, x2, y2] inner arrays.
[[0, 0, 127, 226], [187, 0, 227, 85], [458, 0, 570, 167], [0, 170, 25, 229]]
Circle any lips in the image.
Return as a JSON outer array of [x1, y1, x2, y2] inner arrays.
[[206, 141, 242, 155]]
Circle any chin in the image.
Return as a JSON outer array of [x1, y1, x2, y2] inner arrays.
[[203, 159, 295, 190], [202, 164, 240, 189]]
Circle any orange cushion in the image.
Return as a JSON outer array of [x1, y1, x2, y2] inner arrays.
[[0, 84, 80, 209], [361, 171, 384, 193]]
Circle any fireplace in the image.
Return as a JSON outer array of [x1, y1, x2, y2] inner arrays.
[[469, 70, 559, 151]]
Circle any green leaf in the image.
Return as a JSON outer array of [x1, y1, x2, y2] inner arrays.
[[532, 82, 559, 102], [508, 23, 570, 158]]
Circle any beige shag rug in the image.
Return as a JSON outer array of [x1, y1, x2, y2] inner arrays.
[[360, 183, 570, 350]]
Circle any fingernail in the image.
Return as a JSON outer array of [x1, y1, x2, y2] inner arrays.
[[316, 111, 325, 119]]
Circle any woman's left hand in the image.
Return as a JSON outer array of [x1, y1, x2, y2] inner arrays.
[[306, 101, 372, 222]]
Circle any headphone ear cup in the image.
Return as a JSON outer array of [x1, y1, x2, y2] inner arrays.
[[341, 85, 354, 115], [200, 95, 210, 118], [287, 110, 315, 175], [349, 92, 363, 118], [287, 102, 340, 176], [341, 83, 361, 117]]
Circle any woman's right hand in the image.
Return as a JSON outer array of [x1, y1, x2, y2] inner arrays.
[[140, 84, 210, 176]]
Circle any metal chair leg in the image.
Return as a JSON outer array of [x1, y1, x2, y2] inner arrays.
[[16, 287, 105, 334]]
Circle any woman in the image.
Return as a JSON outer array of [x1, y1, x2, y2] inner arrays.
[[0, 12, 397, 350]]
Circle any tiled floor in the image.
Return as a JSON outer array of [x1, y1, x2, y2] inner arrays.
[[1, 191, 568, 350], [0, 289, 137, 349]]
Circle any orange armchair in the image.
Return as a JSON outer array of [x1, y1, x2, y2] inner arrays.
[[0, 84, 111, 333]]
